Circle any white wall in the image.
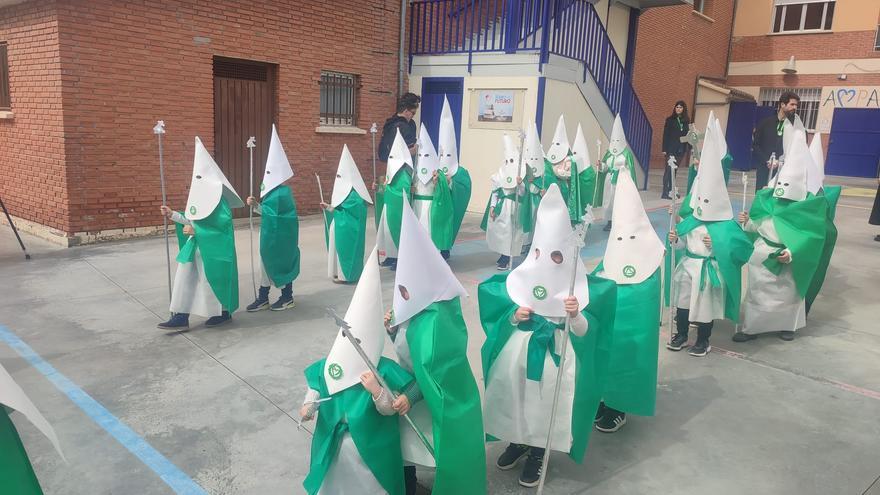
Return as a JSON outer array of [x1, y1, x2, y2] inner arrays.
[[542, 77, 610, 159]]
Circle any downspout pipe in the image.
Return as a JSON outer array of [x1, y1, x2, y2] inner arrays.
[[399, 0, 408, 98]]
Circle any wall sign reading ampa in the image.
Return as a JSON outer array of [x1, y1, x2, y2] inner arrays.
[[816, 86, 880, 132]]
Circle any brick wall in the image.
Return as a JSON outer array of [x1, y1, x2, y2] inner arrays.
[[0, 0, 69, 234], [632, 1, 735, 170], [56, 0, 403, 236], [3, 0, 404, 239], [732, 30, 880, 62]]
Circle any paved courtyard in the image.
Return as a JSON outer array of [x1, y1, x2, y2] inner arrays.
[[1, 174, 879, 495]]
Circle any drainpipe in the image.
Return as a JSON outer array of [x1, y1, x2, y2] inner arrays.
[[398, 0, 408, 98]]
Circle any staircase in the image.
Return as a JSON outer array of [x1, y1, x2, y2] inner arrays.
[[409, 0, 653, 183]]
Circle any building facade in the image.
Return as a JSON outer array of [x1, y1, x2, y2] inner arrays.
[[632, 0, 738, 170], [0, 0, 405, 245], [728, 0, 880, 177]]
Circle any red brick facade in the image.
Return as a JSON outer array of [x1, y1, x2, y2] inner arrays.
[[632, 1, 736, 170], [731, 30, 879, 62], [1, 0, 403, 242]]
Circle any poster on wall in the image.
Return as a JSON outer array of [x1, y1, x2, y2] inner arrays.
[[469, 88, 525, 130], [477, 90, 514, 123]]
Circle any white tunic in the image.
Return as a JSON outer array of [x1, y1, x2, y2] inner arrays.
[[168, 212, 223, 318], [252, 202, 287, 288], [483, 313, 588, 451], [326, 218, 348, 281], [486, 175, 525, 257], [392, 323, 437, 468], [412, 179, 435, 237], [376, 206, 398, 260], [304, 389, 393, 495], [672, 225, 726, 323], [741, 218, 805, 334]]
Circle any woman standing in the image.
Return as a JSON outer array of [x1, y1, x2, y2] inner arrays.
[[661, 101, 690, 199], [870, 174, 880, 242]]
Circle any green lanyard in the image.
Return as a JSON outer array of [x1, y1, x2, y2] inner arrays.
[[776, 120, 785, 136], [677, 116, 684, 132]]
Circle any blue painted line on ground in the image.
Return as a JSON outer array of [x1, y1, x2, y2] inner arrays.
[[0, 325, 207, 495]]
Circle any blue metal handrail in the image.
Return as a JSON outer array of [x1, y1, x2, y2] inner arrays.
[[408, 0, 653, 180]]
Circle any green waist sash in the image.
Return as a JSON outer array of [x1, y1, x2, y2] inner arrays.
[[519, 316, 565, 382], [685, 250, 721, 290], [490, 188, 517, 217], [413, 194, 434, 201], [760, 236, 787, 275]]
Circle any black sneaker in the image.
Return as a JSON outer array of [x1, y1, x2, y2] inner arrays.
[[205, 311, 232, 327], [496, 443, 529, 470], [246, 286, 270, 312], [440, 250, 450, 260], [380, 257, 396, 267], [594, 402, 607, 422], [779, 331, 795, 341], [732, 332, 756, 342], [270, 295, 295, 311], [158, 313, 189, 329], [603, 221, 612, 232], [496, 255, 510, 271], [595, 412, 626, 433], [666, 333, 688, 351], [688, 340, 711, 357], [518, 449, 544, 488]]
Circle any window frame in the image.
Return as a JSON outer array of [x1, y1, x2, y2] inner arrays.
[[875, 25, 880, 50], [318, 70, 361, 127], [770, 1, 834, 34], [0, 42, 10, 111], [693, 0, 706, 15]]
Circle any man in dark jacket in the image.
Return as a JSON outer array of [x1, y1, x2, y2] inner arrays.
[[752, 91, 799, 191], [378, 92, 420, 163]]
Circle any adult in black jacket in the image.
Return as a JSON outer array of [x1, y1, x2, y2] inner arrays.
[[752, 91, 799, 191], [660, 100, 690, 199], [377, 92, 420, 165]]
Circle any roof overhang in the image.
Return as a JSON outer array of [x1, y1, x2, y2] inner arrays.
[[616, 0, 692, 9]]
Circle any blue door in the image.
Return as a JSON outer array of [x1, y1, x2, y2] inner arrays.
[[725, 101, 756, 171], [419, 77, 464, 149], [827, 108, 880, 178]]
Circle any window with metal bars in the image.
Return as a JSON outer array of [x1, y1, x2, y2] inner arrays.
[[759, 87, 822, 130], [771, 0, 834, 33], [319, 71, 360, 127], [693, 0, 707, 15], [875, 25, 880, 50], [0, 42, 10, 111]]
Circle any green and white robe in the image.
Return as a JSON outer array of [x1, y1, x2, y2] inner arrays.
[[324, 191, 368, 282], [302, 358, 413, 495], [596, 149, 636, 221], [479, 273, 616, 460], [170, 198, 239, 316], [254, 184, 300, 288], [412, 172, 454, 251], [450, 166, 473, 243], [480, 174, 525, 257], [741, 189, 827, 334], [377, 168, 413, 260]]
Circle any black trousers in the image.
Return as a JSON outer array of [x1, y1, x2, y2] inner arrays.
[[755, 160, 771, 191], [675, 308, 713, 342], [661, 153, 685, 197]]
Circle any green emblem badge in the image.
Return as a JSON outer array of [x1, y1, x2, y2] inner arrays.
[[623, 265, 636, 278], [443, 167, 449, 173], [328, 363, 343, 380], [774, 187, 785, 197], [696, 206, 703, 216], [421, 167, 428, 174], [189, 206, 196, 215], [532, 285, 548, 300], [506, 177, 513, 184], [260, 183, 265, 191]]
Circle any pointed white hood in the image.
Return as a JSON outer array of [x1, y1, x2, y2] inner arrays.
[[331, 144, 372, 207], [692, 121, 733, 221], [261, 124, 295, 198], [712, 117, 728, 158], [497, 133, 520, 187], [774, 128, 811, 201], [523, 121, 545, 178], [782, 114, 805, 159], [603, 170, 664, 284], [438, 96, 460, 176], [506, 184, 589, 317], [607, 114, 629, 157], [571, 123, 592, 176], [185, 136, 243, 220], [415, 124, 440, 185], [807, 132, 825, 194], [0, 362, 65, 461], [324, 245, 386, 394], [386, 128, 414, 182], [688, 112, 715, 209], [392, 199, 467, 326], [545, 115, 571, 164]]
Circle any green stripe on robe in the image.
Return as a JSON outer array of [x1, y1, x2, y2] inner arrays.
[[260, 185, 300, 287], [450, 167, 472, 241], [431, 170, 455, 250], [0, 409, 44, 495], [324, 191, 368, 282], [806, 186, 840, 308], [384, 169, 413, 249]]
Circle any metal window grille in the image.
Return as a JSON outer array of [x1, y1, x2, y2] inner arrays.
[[213, 57, 268, 81], [319, 71, 360, 126], [0, 42, 10, 111], [875, 25, 880, 50], [771, 1, 834, 33], [759, 87, 822, 130]]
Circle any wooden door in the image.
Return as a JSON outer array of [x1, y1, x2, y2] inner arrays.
[[213, 57, 276, 217]]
